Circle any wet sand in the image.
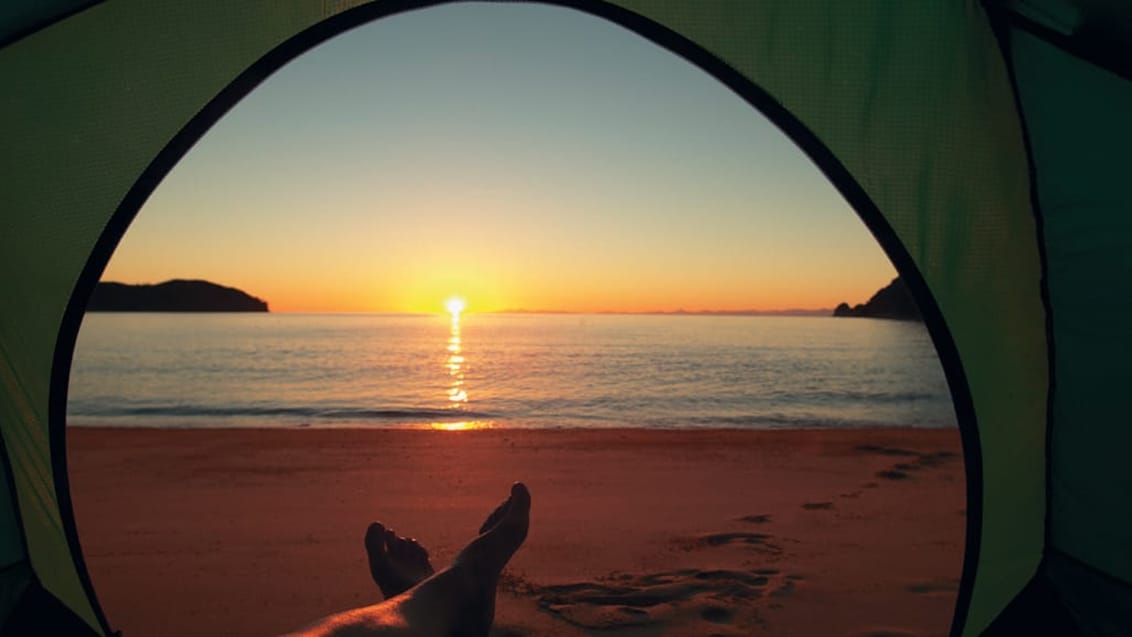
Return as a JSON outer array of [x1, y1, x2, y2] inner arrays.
[[68, 427, 965, 636]]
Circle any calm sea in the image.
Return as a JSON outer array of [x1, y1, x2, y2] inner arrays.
[[67, 313, 955, 430]]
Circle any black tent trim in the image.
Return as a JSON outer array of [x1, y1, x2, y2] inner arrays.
[[47, 1, 983, 634], [49, 312, 114, 629]]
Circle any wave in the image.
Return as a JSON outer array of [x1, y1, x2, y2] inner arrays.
[[765, 389, 942, 404], [675, 413, 949, 429], [67, 402, 954, 429], [70, 404, 496, 421]]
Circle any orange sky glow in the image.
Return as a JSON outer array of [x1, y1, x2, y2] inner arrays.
[[99, 4, 896, 315]]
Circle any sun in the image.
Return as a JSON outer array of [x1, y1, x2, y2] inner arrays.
[[445, 296, 466, 316]]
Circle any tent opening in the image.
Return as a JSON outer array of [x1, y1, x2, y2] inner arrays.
[[57, 3, 970, 636]]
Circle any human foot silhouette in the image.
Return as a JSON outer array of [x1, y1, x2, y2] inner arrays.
[[282, 482, 531, 637], [434, 482, 531, 636], [365, 523, 435, 599]]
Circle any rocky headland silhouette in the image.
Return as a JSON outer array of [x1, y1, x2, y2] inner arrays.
[[833, 277, 920, 320], [88, 279, 269, 312]]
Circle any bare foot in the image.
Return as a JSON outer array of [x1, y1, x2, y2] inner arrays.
[[365, 523, 435, 599], [459, 483, 530, 574], [400, 482, 531, 637], [282, 483, 531, 637]]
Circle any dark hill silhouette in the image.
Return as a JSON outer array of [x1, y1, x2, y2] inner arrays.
[[833, 277, 920, 320], [88, 279, 269, 312]]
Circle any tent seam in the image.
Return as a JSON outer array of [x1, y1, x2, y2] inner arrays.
[[982, 0, 1058, 562]]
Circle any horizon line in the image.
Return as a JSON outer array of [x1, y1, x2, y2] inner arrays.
[[263, 308, 836, 316], [93, 279, 842, 316]]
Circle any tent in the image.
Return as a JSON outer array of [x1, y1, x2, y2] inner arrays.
[[1, 1, 1128, 634]]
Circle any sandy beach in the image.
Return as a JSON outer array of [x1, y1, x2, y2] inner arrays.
[[68, 427, 965, 636]]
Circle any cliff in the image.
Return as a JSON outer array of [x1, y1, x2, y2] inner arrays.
[[88, 279, 269, 312], [833, 277, 921, 320]]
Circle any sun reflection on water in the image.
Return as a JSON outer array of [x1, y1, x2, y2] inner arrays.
[[434, 298, 493, 431], [428, 420, 493, 431], [446, 306, 468, 407]]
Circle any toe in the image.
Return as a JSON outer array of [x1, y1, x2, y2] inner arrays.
[[508, 483, 531, 515], [389, 535, 407, 558], [479, 500, 510, 534], [457, 483, 531, 575], [407, 539, 431, 563], [367, 522, 385, 540], [365, 523, 388, 557], [478, 483, 531, 534]]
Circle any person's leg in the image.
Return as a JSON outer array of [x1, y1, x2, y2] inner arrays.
[[281, 483, 530, 637]]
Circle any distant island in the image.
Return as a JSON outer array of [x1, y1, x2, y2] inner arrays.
[[833, 277, 921, 320], [492, 308, 831, 317], [88, 279, 269, 312]]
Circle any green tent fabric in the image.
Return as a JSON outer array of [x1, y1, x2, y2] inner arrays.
[[0, 1, 1127, 635]]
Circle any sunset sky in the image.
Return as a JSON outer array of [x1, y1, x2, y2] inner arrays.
[[102, 2, 895, 314]]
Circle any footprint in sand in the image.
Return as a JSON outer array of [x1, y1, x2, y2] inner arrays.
[[700, 605, 733, 623], [675, 532, 782, 554], [905, 577, 959, 596], [770, 579, 796, 597], [857, 445, 959, 482], [876, 469, 911, 480], [919, 450, 959, 466], [801, 501, 834, 510], [533, 568, 790, 630], [854, 444, 919, 457]]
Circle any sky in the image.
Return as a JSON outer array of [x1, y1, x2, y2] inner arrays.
[[102, 2, 895, 314]]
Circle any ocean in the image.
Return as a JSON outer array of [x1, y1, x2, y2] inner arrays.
[[67, 313, 955, 430]]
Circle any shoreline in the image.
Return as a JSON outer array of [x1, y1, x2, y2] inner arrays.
[[70, 426, 965, 636], [66, 422, 961, 432]]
